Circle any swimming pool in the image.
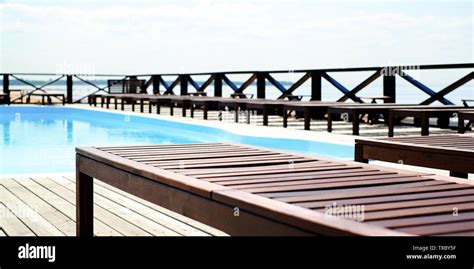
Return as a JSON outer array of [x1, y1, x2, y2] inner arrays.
[[0, 106, 353, 174]]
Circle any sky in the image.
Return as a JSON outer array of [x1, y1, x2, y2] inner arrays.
[[0, 0, 472, 75]]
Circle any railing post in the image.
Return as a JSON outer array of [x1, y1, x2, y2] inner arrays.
[[66, 75, 73, 103], [383, 67, 396, 103], [3, 74, 10, 103], [128, 75, 138, 93], [214, 74, 222, 97], [256, 72, 266, 99], [310, 71, 322, 101], [180, 75, 188, 96], [152, 75, 160, 94]]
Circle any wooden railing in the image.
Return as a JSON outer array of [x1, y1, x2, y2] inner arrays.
[[1, 63, 473, 105]]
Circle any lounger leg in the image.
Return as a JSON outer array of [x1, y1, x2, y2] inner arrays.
[[157, 104, 161, 114], [283, 108, 288, 128], [420, 113, 429, 136], [182, 104, 186, 117], [149, 102, 152, 113], [458, 115, 465, 134], [327, 113, 333, 132], [100, 96, 104, 108], [190, 105, 195, 118], [304, 107, 310, 130], [450, 171, 468, 178], [114, 98, 118, 110], [203, 104, 208, 120], [234, 104, 239, 123], [388, 113, 395, 137], [354, 143, 368, 163], [131, 101, 135, 112], [140, 100, 144, 113], [76, 168, 94, 237], [263, 107, 269, 126], [121, 99, 124, 111], [170, 104, 174, 116], [352, 112, 360, 135]]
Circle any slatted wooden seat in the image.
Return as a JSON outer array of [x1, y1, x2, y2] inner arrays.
[[355, 134, 474, 178], [76, 143, 474, 236]]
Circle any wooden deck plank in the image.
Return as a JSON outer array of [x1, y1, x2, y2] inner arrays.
[[0, 203, 36, 236], [48, 176, 192, 236], [1, 178, 75, 236], [30, 177, 153, 236], [60, 175, 226, 236], [0, 185, 64, 236], [13, 177, 122, 236]]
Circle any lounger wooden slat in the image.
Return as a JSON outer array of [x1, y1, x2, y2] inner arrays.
[[355, 134, 474, 178], [76, 143, 474, 236]]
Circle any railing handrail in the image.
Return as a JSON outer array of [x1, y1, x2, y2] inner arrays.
[[1, 62, 473, 105], [1, 62, 472, 77]]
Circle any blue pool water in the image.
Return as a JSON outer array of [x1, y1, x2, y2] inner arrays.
[[0, 106, 353, 174]]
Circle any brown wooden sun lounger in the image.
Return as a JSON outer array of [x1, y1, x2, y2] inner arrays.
[[217, 98, 250, 122], [26, 92, 65, 105], [355, 134, 474, 178], [327, 104, 465, 136], [243, 99, 289, 126], [76, 143, 474, 236], [189, 97, 227, 120], [327, 104, 422, 135], [388, 107, 474, 136], [458, 111, 474, 133], [282, 102, 364, 130]]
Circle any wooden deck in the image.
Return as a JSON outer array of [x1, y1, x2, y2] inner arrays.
[[0, 174, 227, 236]]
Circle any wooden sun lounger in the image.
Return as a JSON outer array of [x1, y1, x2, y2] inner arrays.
[[76, 143, 474, 236], [458, 111, 474, 133], [327, 105, 464, 136], [355, 134, 474, 178], [189, 97, 229, 120], [388, 107, 474, 137], [282, 102, 364, 130], [217, 98, 250, 122], [26, 92, 65, 105], [243, 99, 288, 126], [327, 104, 421, 135]]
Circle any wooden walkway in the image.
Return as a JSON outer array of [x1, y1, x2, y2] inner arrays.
[[0, 175, 227, 236]]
